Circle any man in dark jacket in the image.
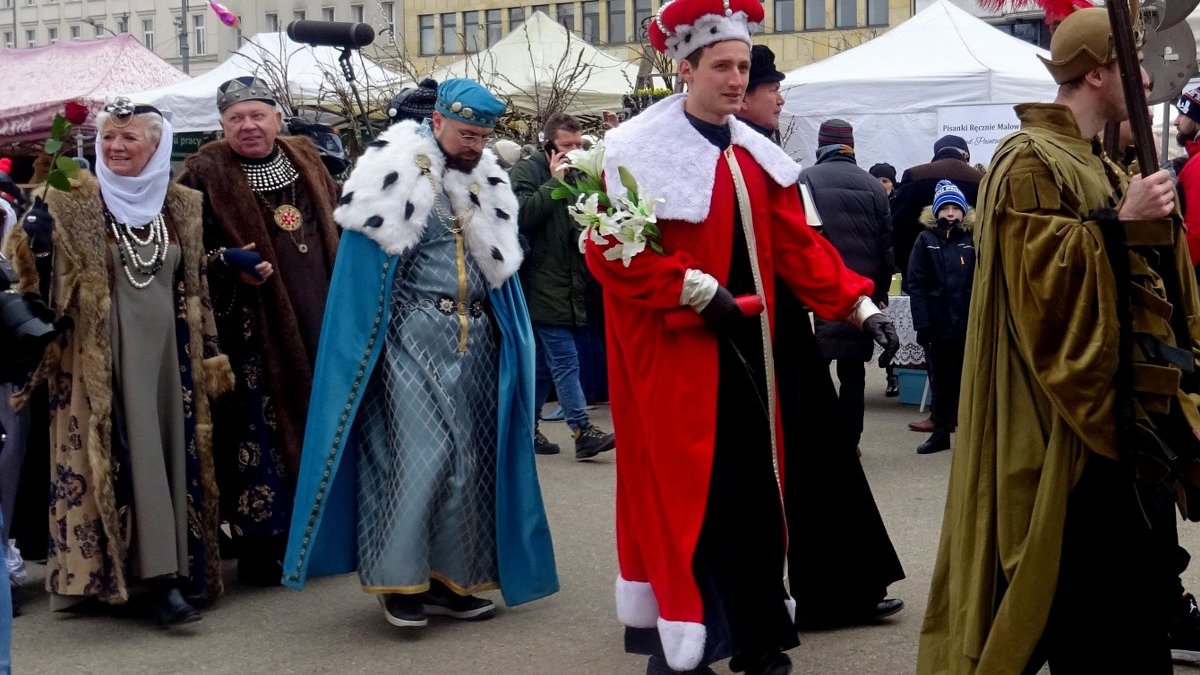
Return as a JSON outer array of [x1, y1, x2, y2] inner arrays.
[[511, 112, 616, 461], [906, 180, 975, 455], [892, 135, 983, 285], [799, 119, 894, 449]]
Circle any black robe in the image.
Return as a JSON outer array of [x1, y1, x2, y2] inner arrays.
[[775, 285, 905, 622]]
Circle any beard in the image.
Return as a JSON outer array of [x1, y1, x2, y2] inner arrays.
[[1179, 129, 1194, 148], [436, 138, 482, 172]]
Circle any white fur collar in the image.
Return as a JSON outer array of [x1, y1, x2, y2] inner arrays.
[[334, 120, 523, 288], [602, 94, 802, 223]]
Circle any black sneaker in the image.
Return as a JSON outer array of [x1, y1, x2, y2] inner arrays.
[[379, 593, 428, 627], [574, 424, 616, 460], [1171, 593, 1200, 663], [534, 429, 561, 455], [422, 578, 496, 620]]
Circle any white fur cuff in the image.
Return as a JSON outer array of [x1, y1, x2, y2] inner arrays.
[[615, 576, 660, 628], [846, 295, 881, 329], [681, 269, 719, 312], [658, 618, 707, 671]]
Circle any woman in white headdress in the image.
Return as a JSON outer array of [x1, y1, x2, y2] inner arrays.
[[2, 98, 234, 625]]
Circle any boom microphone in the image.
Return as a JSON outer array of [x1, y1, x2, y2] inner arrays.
[[286, 20, 375, 49]]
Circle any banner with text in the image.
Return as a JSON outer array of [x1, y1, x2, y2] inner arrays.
[[935, 104, 1022, 169]]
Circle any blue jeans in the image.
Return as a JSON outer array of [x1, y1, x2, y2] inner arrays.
[[0, 515, 10, 675], [533, 325, 590, 431]]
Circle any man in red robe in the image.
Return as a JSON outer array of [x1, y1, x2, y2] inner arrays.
[[583, 1, 899, 672]]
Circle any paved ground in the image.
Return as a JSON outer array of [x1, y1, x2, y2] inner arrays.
[[11, 367, 1200, 674]]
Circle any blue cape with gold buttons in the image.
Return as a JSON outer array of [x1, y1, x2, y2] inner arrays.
[[281, 229, 559, 606]]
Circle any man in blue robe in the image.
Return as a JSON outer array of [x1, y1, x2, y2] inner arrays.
[[282, 79, 558, 628]]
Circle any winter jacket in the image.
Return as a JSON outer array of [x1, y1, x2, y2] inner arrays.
[[906, 206, 976, 341], [511, 151, 588, 327], [1176, 138, 1200, 270], [893, 155, 983, 282], [799, 146, 894, 361]]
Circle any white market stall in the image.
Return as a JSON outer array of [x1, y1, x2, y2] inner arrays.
[[780, 0, 1058, 173], [135, 32, 409, 133], [431, 11, 638, 116], [0, 35, 188, 143]]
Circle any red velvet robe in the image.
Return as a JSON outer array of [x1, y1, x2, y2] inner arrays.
[[585, 95, 873, 669]]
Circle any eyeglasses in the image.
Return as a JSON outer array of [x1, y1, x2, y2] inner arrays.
[[457, 129, 491, 147]]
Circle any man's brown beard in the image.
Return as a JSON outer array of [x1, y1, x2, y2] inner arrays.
[[437, 138, 482, 172]]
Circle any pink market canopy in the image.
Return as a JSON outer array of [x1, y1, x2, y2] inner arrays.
[[0, 34, 188, 143]]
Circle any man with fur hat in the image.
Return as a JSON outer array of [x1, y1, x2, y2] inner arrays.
[[918, 7, 1197, 673], [585, 1, 898, 672], [904, 180, 974, 456], [281, 78, 558, 628], [177, 77, 341, 586]]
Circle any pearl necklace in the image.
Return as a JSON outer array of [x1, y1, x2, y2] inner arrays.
[[109, 212, 168, 289], [240, 147, 300, 193]]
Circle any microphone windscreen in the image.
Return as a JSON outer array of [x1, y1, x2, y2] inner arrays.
[[286, 20, 375, 49]]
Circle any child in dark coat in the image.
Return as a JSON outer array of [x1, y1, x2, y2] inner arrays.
[[906, 180, 976, 455]]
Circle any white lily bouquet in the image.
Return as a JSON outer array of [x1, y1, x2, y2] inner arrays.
[[551, 142, 665, 267]]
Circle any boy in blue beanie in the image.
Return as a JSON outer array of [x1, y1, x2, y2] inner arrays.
[[906, 180, 975, 455]]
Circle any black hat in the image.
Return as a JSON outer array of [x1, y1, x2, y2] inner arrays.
[[388, 78, 439, 125], [748, 45, 786, 92], [869, 162, 896, 183], [933, 134, 969, 160], [1176, 84, 1200, 125]]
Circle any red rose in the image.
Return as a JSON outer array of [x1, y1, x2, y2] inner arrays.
[[63, 101, 89, 126]]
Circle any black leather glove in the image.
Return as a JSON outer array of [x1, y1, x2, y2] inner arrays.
[[864, 313, 899, 366], [915, 328, 931, 348], [222, 247, 265, 280], [22, 196, 54, 254], [700, 286, 744, 327]]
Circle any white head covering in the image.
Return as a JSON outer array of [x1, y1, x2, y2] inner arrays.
[[95, 115, 175, 226]]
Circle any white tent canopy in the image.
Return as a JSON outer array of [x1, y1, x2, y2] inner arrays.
[[135, 32, 408, 133], [780, 0, 1058, 173], [431, 12, 637, 116]]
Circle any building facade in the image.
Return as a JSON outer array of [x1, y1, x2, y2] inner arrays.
[[398, 0, 914, 73], [1, 0, 401, 75], [4, 0, 914, 77]]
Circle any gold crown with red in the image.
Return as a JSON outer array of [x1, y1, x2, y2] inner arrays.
[[648, 0, 764, 62]]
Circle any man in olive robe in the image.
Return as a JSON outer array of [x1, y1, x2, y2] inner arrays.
[[917, 8, 1200, 674]]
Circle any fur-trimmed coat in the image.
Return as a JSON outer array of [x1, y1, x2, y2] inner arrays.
[[177, 136, 340, 474], [2, 173, 233, 604], [906, 206, 976, 340], [283, 119, 558, 607]]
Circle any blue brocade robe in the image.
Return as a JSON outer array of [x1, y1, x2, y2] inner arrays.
[[282, 120, 558, 607]]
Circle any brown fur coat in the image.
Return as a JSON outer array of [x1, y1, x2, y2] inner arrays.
[[177, 136, 339, 473], [2, 173, 234, 603]]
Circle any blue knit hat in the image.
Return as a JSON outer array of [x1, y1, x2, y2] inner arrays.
[[932, 179, 967, 214]]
